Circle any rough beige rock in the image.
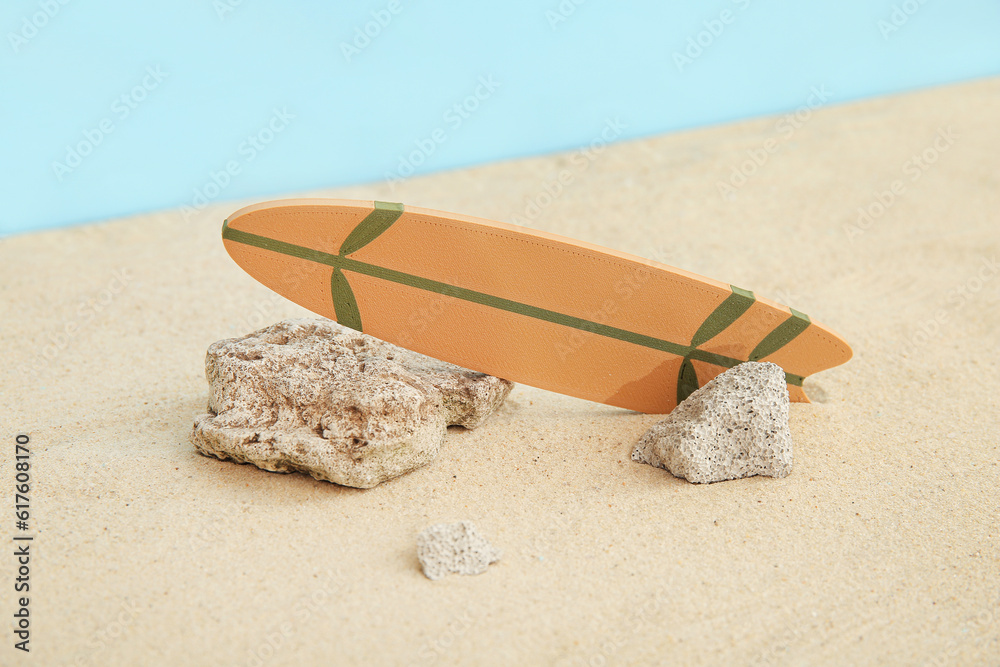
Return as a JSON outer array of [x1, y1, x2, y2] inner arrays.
[[416, 521, 501, 580], [191, 319, 513, 488], [632, 361, 792, 483]]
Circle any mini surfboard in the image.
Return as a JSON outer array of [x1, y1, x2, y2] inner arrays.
[[222, 199, 851, 414]]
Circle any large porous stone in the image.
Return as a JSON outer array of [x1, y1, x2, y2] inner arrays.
[[191, 319, 513, 488], [416, 521, 501, 580], [632, 361, 792, 483]]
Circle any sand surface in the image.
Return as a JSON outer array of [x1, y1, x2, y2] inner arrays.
[[2, 78, 998, 666]]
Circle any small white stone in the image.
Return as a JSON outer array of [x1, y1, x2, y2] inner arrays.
[[416, 521, 501, 580], [632, 361, 792, 483]]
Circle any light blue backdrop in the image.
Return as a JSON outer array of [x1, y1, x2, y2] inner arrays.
[[2, 1, 998, 235]]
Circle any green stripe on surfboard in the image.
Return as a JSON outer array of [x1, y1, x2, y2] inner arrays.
[[677, 285, 757, 404], [330, 202, 403, 331], [339, 201, 404, 256], [677, 358, 700, 406], [749, 308, 811, 361], [330, 268, 363, 331], [689, 285, 755, 347], [222, 212, 809, 391]]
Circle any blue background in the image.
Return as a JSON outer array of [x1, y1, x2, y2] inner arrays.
[[2, 0, 998, 236]]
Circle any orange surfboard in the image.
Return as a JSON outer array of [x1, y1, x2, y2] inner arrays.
[[222, 199, 851, 413]]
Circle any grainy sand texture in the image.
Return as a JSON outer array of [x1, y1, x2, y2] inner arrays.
[[2, 78, 998, 666]]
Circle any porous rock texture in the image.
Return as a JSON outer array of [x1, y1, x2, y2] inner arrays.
[[416, 521, 501, 580], [632, 361, 792, 483], [191, 319, 513, 488]]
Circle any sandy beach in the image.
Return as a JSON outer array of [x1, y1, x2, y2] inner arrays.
[[2, 77, 998, 665]]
